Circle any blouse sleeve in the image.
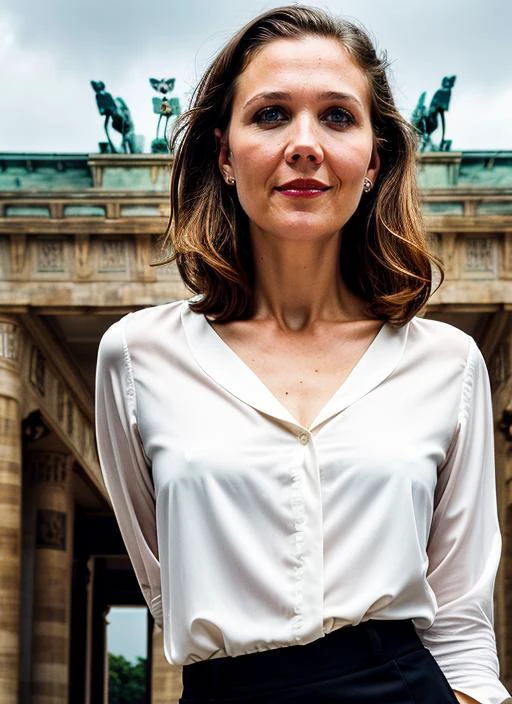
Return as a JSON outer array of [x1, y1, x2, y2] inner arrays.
[[95, 316, 163, 627], [415, 338, 511, 704]]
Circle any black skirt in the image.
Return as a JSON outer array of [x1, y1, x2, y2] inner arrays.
[[179, 619, 459, 703]]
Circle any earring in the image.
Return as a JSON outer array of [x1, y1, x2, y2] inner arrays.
[[226, 175, 235, 185], [363, 177, 373, 193]]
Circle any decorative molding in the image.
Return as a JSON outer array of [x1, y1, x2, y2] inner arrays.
[[0, 319, 20, 361], [29, 451, 68, 485]]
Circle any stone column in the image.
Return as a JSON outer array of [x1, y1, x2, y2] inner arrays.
[[89, 558, 108, 704], [0, 316, 23, 702], [27, 450, 74, 703], [151, 624, 182, 704]]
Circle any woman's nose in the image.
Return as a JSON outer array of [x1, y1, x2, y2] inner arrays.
[[284, 115, 324, 164]]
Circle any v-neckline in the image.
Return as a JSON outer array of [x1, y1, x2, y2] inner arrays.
[[180, 299, 409, 432]]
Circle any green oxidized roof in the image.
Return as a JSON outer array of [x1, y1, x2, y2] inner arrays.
[[0, 151, 511, 193]]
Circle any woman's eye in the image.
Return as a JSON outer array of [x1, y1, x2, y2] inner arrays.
[[324, 107, 354, 126], [254, 107, 286, 124]]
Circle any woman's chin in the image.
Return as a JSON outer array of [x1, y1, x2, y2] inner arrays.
[[251, 218, 343, 242]]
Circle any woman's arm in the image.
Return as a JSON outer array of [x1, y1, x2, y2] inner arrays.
[[415, 339, 510, 704], [95, 316, 163, 625]]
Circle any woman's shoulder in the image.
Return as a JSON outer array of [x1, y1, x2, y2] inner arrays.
[[98, 299, 189, 355], [407, 315, 475, 366]]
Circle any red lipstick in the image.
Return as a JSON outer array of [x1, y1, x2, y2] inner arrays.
[[275, 178, 331, 198]]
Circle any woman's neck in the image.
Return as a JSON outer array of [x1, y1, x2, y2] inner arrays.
[[250, 229, 368, 332]]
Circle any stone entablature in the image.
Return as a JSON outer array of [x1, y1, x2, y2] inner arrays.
[[0, 230, 510, 309], [0, 151, 511, 310], [0, 190, 510, 231], [20, 316, 103, 499]]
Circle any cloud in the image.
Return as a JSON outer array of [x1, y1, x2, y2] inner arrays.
[[449, 85, 512, 150]]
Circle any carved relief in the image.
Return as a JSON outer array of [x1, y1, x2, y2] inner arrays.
[[38, 239, 65, 273], [36, 509, 67, 550], [30, 346, 46, 396], [0, 320, 20, 361], [98, 240, 127, 273], [29, 451, 68, 485], [464, 237, 496, 275]]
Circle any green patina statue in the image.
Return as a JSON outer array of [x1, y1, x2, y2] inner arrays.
[[411, 75, 457, 152], [149, 78, 181, 153], [91, 81, 143, 153]]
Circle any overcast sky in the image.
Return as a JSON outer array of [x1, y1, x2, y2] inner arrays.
[[0, 0, 510, 154]]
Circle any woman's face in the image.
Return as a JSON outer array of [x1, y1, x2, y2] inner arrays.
[[216, 35, 380, 244]]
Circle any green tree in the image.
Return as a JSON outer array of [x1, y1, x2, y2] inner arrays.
[[108, 653, 147, 704]]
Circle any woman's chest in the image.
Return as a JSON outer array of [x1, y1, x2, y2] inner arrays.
[[137, 365, 455, 501], [208, 319, 384, 429]]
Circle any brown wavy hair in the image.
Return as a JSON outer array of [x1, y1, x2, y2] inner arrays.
[[159, 4, 443, 326]]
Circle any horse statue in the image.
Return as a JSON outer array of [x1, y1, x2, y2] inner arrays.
[[411, 75, 456, 151], [91, 81, 138, 153], [149, 78, 181, 153]]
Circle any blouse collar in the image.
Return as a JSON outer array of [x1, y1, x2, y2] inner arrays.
[[180, 298, 409, 432]]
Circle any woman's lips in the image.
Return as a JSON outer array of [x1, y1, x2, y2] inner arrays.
[[274, 180, 331, 198], [275, 187, 330, 198]]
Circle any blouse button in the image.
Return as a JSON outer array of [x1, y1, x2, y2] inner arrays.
[[298, 432, 309, 445]]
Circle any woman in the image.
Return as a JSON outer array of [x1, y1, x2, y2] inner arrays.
[[95, 6, 511, 704]]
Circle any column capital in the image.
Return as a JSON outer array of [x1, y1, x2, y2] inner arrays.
[[0, 315, 23, 400], [0, 315, 21, 363], [26, 450, 71, 486]]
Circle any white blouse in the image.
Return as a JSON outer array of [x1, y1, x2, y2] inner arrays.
[[95, 298, 511, 704]]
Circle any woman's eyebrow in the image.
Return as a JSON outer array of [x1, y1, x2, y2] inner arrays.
[[242, 90, 363, 110]]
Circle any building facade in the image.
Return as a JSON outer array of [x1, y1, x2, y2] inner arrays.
[[0, 150, 511, 703]]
